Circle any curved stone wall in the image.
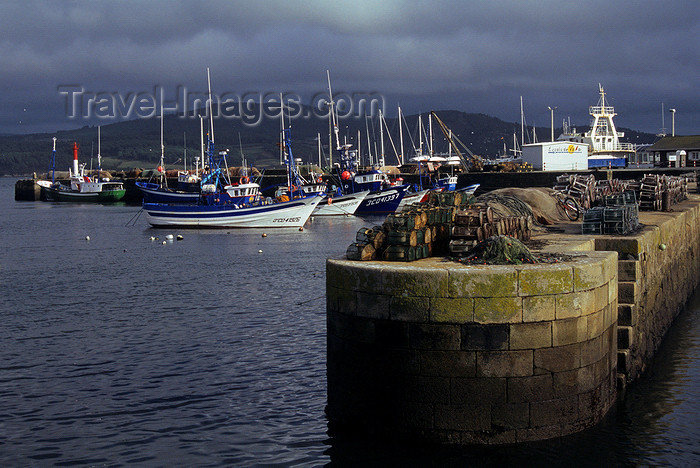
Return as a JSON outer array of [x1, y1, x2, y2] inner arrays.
[[326, 251, 618, 444]]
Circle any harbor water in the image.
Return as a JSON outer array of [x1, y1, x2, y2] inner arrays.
[[1, 177, 699, 466]]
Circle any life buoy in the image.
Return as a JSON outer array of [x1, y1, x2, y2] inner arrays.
[[290, 185, 298, 192], [317, 177, 323, 184], [240, 176, 250, 184]]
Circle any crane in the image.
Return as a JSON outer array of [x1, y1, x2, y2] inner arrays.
[[430, 111, 483, 171]]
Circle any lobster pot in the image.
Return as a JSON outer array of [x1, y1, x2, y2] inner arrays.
[[346, 242, 376, 261], [582, 221, 603, 235], [384, 245, 417, 262]]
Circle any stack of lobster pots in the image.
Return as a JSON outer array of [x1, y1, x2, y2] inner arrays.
[[449, 204, 532, 256], [345, 190, 469, 262], [553, 174, 596, 210], [637, 174, 687, 211]]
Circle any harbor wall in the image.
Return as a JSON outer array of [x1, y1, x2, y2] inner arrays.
[[326, 252, 619, 444], [326, 194, 700, 445]]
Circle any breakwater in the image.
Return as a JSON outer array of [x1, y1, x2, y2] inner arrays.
[[326, 191, 700, 444]]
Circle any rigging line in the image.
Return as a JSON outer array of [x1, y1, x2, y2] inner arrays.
[[126, 208, 144, 226], [296, 294, 325, 306]]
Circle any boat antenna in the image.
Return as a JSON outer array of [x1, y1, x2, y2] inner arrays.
[[51, 137, 56, 184], [207, 67, 215, 144]]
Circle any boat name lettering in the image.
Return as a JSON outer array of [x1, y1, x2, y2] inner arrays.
[[272, 217, 301, 223]]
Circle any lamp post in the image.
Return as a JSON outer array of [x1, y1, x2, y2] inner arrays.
[[547, 106, 557, 142], [669, 108, 676, 136]]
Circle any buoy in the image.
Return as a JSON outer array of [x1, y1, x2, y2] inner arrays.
[[659, 243, 667, 250], [165, 234, 174, 240], [262, 233, 267, 238], [149, 236, 156, 241], [299, 227, 304, 231], [258, 249, 263, 253], [176, 235, 183, 240], [162, 241, 167, 245], [85, 236, 90, 241]]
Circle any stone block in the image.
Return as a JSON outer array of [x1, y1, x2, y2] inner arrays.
[[492, 402, 530, 429], [617, 349, 631, 375], [434, 404, 491, 431], [327, 285, 357, 316], [555, 289, 596, 319], [381, 265, 449, 297], [448, 265, 519, 298], [450, 376, 507, 405], [516, 424, 562, 443], [409, 323, 461, 350], [507, 374, 553, 403], [617, 326, 632, 349], [580, 334, 603, 367], [431, 297, 474, 323], [618, 304, 636, 326], [374, 320, 410, 348], [375, 348, 421, 375], [421, 350, 476, 377], [390, 296, 430, 322], [327, 259, 384, 294], [594, 283, 609, 311], [534, 343, 581, 374], [552, 316, 587, 346], [618, 281, 637, 305], [595, 238, 641, 259], [476, 350, 533, 377], [356, 291, 390, 319], [573, 257, 605, 291], [552, 368, 580, 397], [618, 260, 641, 282], [518, 264, 574, 296], [522, 295, 555, 322], [530, 395, 578, 427], [402, 374, 451, 404], [461, 323, 509, 350], [390, 400, 434, 429], [474, 297, 522, 323], [586, 309, 605, 340], [509, 322, 552, 350]]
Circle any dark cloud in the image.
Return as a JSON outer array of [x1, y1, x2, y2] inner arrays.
[[1, 0, 698, 135]]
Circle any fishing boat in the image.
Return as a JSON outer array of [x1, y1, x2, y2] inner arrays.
[[557, 84, 634, 168], [325, 73, 408, 215], [143, 69, 322, 229], [38, 130, 126, 203]]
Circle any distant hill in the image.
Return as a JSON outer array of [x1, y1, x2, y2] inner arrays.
[[0, 107, 660, 177]]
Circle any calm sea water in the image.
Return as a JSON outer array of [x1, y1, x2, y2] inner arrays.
[[1, 176, 699, 467]]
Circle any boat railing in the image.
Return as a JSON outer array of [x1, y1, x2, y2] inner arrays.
[[589, 105, 616, 115]]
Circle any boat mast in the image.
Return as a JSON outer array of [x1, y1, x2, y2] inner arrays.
[[51, 137, 56, 184], [160, 99, 166, 187], [418, 113, 423, 156], [357, 129, 361, 166], [520, 96, 525, 146], [280, 93, 285, 165], [398, 106, 404, 165], [317, 132, 322, 169], [379, 108, 385, 167], [429, 113, 434, 156], [199, 115, 204, 178], [365, 115, 372, 166], [183, 132, 187, 172], [207, 67, 214, 145], [97, 125, 101, 181]]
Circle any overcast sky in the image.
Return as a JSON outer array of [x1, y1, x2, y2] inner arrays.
[[2, 0, 698, 136]]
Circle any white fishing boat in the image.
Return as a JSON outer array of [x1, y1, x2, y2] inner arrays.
[[557, 84, 635, 168]]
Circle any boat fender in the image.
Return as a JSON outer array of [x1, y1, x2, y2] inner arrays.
[[327, 197, 332, 205], [317, 177, 323, 183]]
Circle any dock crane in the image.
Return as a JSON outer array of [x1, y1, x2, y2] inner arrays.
[[430, 111, 483, 171]]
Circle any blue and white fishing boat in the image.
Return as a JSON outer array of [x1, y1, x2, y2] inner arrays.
[[143, 69, 322, 229]]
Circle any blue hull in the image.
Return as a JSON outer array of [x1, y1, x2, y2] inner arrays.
[[355, 186, 409, 215], [136, 182, 200, 203]]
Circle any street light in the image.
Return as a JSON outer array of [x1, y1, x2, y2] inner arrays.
[[669, 108, 676, 136], [547, 106, 557, 142]]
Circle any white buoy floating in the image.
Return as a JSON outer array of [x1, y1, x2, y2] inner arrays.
[[258, 249, 263, 253], [165, 234, 174, 240], [85, 236, 90, 241], [262, 233, 267, 238], [149, 236, 156, 241], [176, 235, 183, 240]]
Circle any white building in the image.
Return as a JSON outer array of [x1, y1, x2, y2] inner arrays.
[[522, 141, 589, 171]]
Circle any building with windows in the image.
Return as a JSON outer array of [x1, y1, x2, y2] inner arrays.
[[646, 136, 700, 167]]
